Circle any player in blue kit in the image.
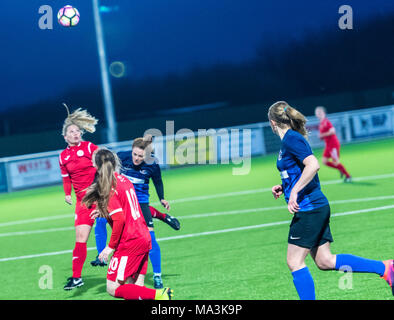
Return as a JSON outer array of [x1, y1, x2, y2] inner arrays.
[[91, 135, 180, 289], [268, 101, 394, 300]]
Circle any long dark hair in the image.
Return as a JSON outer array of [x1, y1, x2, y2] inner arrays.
[[82, 148, 120, 219]]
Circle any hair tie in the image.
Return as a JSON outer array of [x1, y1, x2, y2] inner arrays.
[[283, 106, 288, 112]]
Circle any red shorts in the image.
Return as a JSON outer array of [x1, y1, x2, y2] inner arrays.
[[323, 144, 340, 160], [74, 198, 95, 227], [107, 250, 149, 283]]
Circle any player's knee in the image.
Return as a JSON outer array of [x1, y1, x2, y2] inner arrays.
[[75, 231, 88, 243], [75, 225, 91, 242], [322, 157, 328, 165], [315, 254, 336, 270], [106, 280, 121, 297], [287, 257, 305, 272], [106, 286, 115, 297]]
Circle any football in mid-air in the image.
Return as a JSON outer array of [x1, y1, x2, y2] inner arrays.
[[57, 5, 80, 27]]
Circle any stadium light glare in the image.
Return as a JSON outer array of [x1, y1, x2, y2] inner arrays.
[[99, 5, 119, 13], [109, 61, 126, 78], [92, 0, 118, 143]]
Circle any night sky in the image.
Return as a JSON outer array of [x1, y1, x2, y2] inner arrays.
[[1, 0, 394, 112]]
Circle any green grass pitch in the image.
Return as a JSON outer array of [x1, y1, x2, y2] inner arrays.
[[0, 138, 393, 300]]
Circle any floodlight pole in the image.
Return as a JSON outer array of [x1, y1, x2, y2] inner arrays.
[[92, 0, 118, 143]]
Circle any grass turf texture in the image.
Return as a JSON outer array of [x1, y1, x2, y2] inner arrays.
[[0, 138, 393, 300]]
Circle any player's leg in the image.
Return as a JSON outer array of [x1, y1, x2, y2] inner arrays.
[[331, 147, 351, 181], [73, 224, 91, 275], [323, 146, 351, 181], [111, 279, 173, 300], [107, 278, 154, 299], [106, 279, 121, 296], [108, 252, 173, 300], [91, 217, 108, 267], [149, 206, 181, 231], [125, 255, 146, 286], [64, 200, 95, 290], [64, 224, 92, 290], [322, 151, 341, 172], [287, 244, 315, 300], [127, 273, 145, 286], [107, 279, 155, 300], [140, 203, 163, 289], [149, 227, 163, 289], [312, 239, 394, 294], [286, 206, 333, 300], [149, 205, 166, 220], [313, 241, 386, 275]]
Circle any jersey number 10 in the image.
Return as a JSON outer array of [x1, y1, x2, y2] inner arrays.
[[125, 189, 141, 221]]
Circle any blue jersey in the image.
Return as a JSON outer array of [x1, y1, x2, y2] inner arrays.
[[276, 130, 328, 212], [117, 151, 163, 204]]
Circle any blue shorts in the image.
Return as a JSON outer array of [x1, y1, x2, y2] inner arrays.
[[288, 204, 333, 249]]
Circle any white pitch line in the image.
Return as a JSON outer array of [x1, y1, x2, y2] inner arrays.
[[157, 172, 394, 205], [1, 194, 394, 238], [177, 195, 394, 219], [0, 226, 75, 238], [0, 214, 74, 228], [1, 172, 393, 228], [158, 204, 394, 242], [1, 204, 393, 263], [0, 247, 98, 263]]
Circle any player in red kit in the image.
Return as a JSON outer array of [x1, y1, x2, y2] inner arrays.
[[83, 149, 173, 300], [59, 105, 100, 290], [315, 106, 351, 182]]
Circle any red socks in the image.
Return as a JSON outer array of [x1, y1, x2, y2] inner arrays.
[[72, 242, 87, 278], [325, 161, 350, 178], [115, 284, 156, 300], [149, 206, 167, 221]]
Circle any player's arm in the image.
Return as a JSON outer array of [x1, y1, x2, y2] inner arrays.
[[87, 142, 99, 156], [272, 184, 283, 199], [107, 209, 125, 250], [285, 135, 319, 214], [320, 127, 336, 138], [151, 164, 170, 211], [99, 208, 125, 263], [59, 155, 73, 205], [319, 120, 335, 138], [288, 155, 320, 213]]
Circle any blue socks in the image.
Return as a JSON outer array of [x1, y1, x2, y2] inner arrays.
[[291, 255, 385, 300], [291, 267, 315, 300], [291, 267, 316, 300], [94, 217, 107, 254], [149, 231, 162, 275], [335, 254, 385, 276]]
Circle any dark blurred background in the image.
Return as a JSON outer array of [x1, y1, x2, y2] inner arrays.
[[1, 0, 394, 157]]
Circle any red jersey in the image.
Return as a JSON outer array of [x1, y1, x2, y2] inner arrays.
[[319, 118, 340, 147], [106, 173, 151, 255], [59, 141, 98, 199]]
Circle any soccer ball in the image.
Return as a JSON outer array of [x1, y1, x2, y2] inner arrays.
[[57, 5, 80, 27]]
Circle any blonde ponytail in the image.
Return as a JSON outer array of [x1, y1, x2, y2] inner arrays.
[[268, 101, 309, 138], [61, 103, 98, 136]]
